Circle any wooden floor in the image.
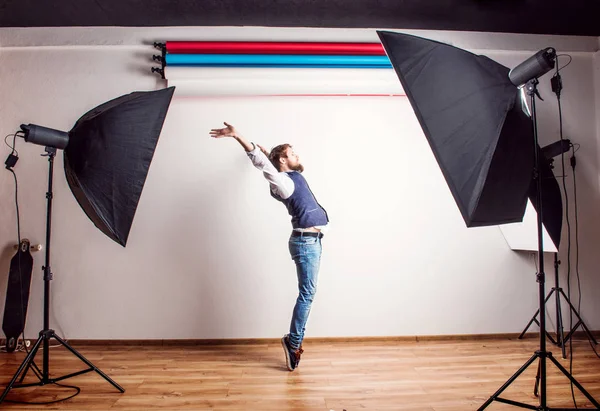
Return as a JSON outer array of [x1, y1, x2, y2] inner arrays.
[[1, 337, 599, 410]]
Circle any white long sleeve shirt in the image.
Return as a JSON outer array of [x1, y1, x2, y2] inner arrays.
[[246, 143, 295, 200], [246, 143, 328, 233]]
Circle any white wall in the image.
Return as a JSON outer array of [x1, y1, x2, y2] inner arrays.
[[595, 47, 600, 199], [0, 27, 599, 340]]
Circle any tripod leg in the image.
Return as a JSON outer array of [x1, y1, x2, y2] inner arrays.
[[519, 308, 541, 339], [478, 353, 539, 410], [52, 333, 124, 392], [562, 321, 582, 347], [559, 288, 598, 345], [548, 353, 600, 407], [578, 321, 598, 345], [546, 331, 558, 346], [534, 360, 540, 397], [542, 290, 559, 345], [18, 340, 43, 383], [519, 290, 555, 340], [0, 335, 44, 404], [555, 288, 566, 359], [20, 359, 44, 383]]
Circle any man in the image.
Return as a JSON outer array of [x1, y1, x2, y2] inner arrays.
[[210, 122, 328, 371]]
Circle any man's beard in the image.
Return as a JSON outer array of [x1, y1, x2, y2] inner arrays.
[[290, 163, 304, 173]]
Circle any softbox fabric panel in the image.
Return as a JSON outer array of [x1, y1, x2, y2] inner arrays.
[[64, 87, 175, 246], [529, 147, 562, 248], [377, 31, 535, 227]]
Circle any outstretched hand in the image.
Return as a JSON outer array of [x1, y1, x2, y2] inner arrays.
[[210, 122, 237, 139]]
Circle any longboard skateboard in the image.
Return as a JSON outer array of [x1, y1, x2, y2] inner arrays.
[[2, 239, 34, 352]]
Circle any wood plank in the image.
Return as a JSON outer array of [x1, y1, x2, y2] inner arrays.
[[0, 337, 599, 410]]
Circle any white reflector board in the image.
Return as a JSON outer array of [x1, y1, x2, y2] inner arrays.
[[499, 199, 558, 252]]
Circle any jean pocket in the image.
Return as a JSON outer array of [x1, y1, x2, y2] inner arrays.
[[300, 237, 319, 246]]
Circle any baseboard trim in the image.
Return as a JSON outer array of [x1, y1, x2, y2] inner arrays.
[[14, 330, 594, 346]]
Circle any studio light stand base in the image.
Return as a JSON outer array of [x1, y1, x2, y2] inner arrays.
[[0, 147, 124, 405], [0, 329, 123, 403], [519, 254, 597, 359], [478, 350, 599, 410], [478, 79, 599, 411]]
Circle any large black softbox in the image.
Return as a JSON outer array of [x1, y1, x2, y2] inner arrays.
[[64, 87, 175, 246], [377, 31, 562, 248], [378, 31, 536, 227], [375, 33, 600, 411]]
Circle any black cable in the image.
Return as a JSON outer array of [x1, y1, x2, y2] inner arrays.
[[5, 134, 30, 359], [3, 382, 81, 404], [4, 133, 20, 246], [556, 54, 572, 72], [4, 133, 20, 156], [7, 168, 21, 247], [6, 168, 30, 355], [552, 58, 578, 409]]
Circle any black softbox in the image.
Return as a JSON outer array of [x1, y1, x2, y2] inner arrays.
[[1, 87, 176, 402], [377, 31, 561, 248], [64, 87, 175, 246]]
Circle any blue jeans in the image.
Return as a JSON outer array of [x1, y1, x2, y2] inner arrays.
[[287, 233, 322, 350]]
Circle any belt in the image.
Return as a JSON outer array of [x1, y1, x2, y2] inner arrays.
[[291, 231, 323, 238]]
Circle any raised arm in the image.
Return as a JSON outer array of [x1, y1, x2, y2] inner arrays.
[[210, 121, 253, 151], [210, 122, 294, 199]]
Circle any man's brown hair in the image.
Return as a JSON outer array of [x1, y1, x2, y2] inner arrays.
[[268, 144, 291, 172]]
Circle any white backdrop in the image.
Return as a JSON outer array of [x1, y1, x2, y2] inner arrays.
[[0, 27, 599, 340]]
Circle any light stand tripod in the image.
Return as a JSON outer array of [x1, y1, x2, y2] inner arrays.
[[478, 79, 599, 410], [519, 253, 597, 359], [0, 147, 124, 404]]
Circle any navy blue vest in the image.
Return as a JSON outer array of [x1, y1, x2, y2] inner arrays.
[[271, 171, 329, 229]]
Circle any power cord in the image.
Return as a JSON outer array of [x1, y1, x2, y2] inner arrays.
[[551, 54, 578, 409], [3, 382, 81, 404], [4, 132, 29, 358], [551, 53, 599, 410]]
